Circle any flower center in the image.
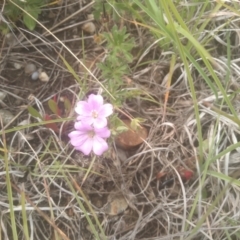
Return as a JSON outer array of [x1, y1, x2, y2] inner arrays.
[[91, 110, 98, 119], [87, 130, 95, 138]]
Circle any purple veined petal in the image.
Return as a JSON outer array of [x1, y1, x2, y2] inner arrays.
[[93, 117, 107, 128], [68, 130, 82, 139], [70, 133, 89, 147], [88, 94, 103, 111], [92, 135, 108, 155], [75, 137, 93, 155], [98, 103, 113, 118], [69, 131, 88, 144], [95, 127, 111, 138], [80, 116, 95, 126], [76, 115, 92, 122], [75, 101, 87, 115], [69, 131, 84, 146], [74, 121, 93, 131], [76, 115, 83, 121]]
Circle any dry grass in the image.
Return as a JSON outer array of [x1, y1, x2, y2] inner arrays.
[[1, 0, 240, 240]]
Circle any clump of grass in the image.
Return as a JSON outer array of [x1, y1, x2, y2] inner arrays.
[[128, 1, 240, 239]]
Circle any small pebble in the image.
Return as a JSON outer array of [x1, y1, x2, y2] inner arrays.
[[13, 62, 23, 70], [15, 99, 22, 106], [25, 63, 36, 74], [39, 71, 49, 82], [0, 109, 14, 125], [31, 71, 39, 80], [103, 194, 128, 216], [6, 33, 17, 46], [81, 22, 96, 34], [87, 14, 94, 20], [0, 91, 7, 101], [13, 89, 20, 95]]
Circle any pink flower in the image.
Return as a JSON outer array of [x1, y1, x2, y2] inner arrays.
[[75, 94, 113, 128], [68, 121, 111, 156]]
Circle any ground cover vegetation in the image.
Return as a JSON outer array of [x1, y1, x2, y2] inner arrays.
[[1, 0, 240, 239]]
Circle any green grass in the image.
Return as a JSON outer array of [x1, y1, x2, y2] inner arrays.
[[1, 0, 240, 239]]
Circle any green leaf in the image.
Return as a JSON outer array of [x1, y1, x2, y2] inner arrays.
[[4, 2, 22, 21], [63, 97, 72, 115], [130, 118, 144, 131], [27, 106, 43, 120], [59, 54, 82, 83], [48, 99, 59, 115], [201, 188, 208, 199], [23, 5, 41, 31], [116, 125, 129, 133]]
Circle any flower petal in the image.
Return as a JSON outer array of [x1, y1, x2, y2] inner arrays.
[[79, 116, 95, 126], [69, 131, 83, 146], [75, 137, 93, 155], [68, 130, 81, 139], [95, 127, 111, 138], [92, 136, 108, 155], [75, 101, 88, 115], [88, 94, 103, 111], [74, 121, 92, 131], [93, 117, 107, 128], [98, 103, 113, 117], [76, 115, 82, 121], [70, 133, 89, 147]]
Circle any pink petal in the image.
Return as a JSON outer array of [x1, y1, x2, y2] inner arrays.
[[75, 101, 88, 115], [98, 103, 113, 118], [74, 121, 92, 131], [68, 130, 81, 139], [80, 116, 95, 126], [95, 127, 111, 138], [70, 133, 89, 147], [92, 136, 108, 155], [88, 94, 103, 111], [75, 137, 93, 155], [93, 117, 107, 128], [76, 115, 82, 121], [76, 115, 93, 122]]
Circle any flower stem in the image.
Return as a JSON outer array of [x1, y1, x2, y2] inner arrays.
[[81, 155, 96, 186]]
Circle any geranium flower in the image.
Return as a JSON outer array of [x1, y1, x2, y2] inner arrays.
[[75, 94, 113, 128], [68, 121, 111, 156]]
